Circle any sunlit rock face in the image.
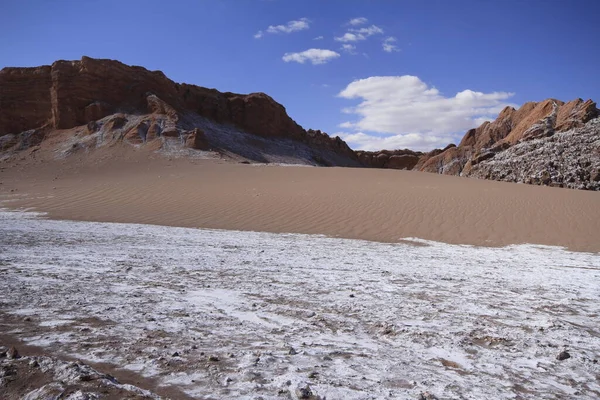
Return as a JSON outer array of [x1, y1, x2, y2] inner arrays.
[[0, 57, 360, 167]]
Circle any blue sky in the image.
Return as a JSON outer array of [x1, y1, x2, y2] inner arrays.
[[2, 0, 599, 151]]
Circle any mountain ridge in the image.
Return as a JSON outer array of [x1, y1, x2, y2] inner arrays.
[[1, 57, 598, 189], [0, 56, 359, 167]]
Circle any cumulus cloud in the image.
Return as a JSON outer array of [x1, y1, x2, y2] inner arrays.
[[353, 25, 383, 36], [337, 76, 516, 151], [335, 24, 384, 42], [340, 44, 357, 54], [338, 132, 451, 152], [334, 32, 361, 42], [382, 37, 399, 53], [313, 35, 324, 40], [348, 17, 368, 26], [255, 18, 310, 38], [282, 48, 340, 65]]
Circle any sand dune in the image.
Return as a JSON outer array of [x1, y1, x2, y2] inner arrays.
[[1, 153, 599, 252]]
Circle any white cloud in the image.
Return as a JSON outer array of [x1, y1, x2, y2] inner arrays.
[[352, 25, 383, 36], [282, 48, 340, 65], [335, 24, 383, 42], [382, 36, 399, 53], [337, 75, 516, 151], [338, 132, 451, 152], [334, 32, 361, 42], [255, 18, 310, 38], [348, 17, 368, 26], [340, 44, 357, 54], [313, 36, 324, 40]]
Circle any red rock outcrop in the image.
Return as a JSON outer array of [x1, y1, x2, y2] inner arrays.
[[415, 99, 598, 176], [2, 57, 598, 188], [0, 66, 53, 135], [357, 98, 599, 190], [0, 57, 360, 166], [356, 149, 422, 170], [0, 57, 303, 138]]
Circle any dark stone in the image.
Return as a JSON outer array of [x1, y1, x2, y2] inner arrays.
[[557, 350, 571, 361]]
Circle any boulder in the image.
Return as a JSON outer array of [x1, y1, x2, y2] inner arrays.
[[185, 128, 209, 150]]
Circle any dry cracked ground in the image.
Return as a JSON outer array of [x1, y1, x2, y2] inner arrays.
[[1, 209, 600, 399]]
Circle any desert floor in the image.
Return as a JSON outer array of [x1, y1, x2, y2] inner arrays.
[[1, 152, 599, 252], [1, 154, 600, 399], [1, 209, 600, 399]]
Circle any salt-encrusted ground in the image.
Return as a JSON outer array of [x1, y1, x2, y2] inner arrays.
[[1, 209, 599, 399]]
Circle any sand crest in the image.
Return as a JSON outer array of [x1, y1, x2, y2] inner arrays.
[[1, 154, 599, 252]]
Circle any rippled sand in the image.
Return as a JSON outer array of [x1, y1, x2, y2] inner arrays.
[[1, 154, 599, 251]]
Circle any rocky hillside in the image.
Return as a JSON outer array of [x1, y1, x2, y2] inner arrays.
[[467, 117, 600, 190], [1, 57, 598, 189], [0, 57, 360, 166], [362, 98, 600, 190]]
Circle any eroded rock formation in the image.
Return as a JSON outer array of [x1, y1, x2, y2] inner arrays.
[[1, 57, 599, 189], [361, 98, 599, 189], [0, 57, 359, 166]]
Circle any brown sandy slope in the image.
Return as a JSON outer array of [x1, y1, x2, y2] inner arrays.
[[1, 151, 599, 253]]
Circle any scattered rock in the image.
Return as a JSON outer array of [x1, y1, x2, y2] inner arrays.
[[418, 392, 438, 400], [296, 384, 315, 399], [208, 355, 220, 362], [7, 346, 19, 359], [288, 347, 298, 355], [0, 365, 17, 378], [557, 350, 571, 361], [172, 351, 180, 357]]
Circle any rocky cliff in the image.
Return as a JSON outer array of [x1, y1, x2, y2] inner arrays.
[[361, 98, 600, 189], [417, 99, 598, 176], [2, 57, 599, 189], [0, 57, 359, 166]]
